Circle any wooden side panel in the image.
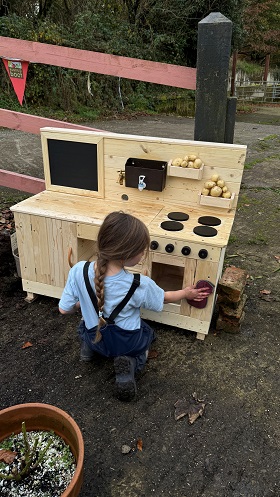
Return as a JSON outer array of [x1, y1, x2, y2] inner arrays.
[[14, 213, 36, 281]]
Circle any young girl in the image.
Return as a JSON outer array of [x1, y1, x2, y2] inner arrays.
[[59, 211, 210, 401]]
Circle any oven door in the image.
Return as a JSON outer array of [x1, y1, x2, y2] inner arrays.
[[141, 248, 225, 333]]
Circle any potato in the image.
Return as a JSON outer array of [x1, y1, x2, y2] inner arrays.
[[188, 154, 197, 161], [210, 186, 222, 197], [222, 186, 228, 193], [211, 174, 219, 183], [181, 160, 188, 168], [172, 157, 183, 167], [217, 179, 225, 188], [188, 161, 194, 168], [183, 155, 189, 162], [204, 181, 216, 189], [201, 188, 210, 196], [222, 191, 231, 199], [193, 158, 203, 169]]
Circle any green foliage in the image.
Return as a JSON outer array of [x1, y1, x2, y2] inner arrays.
[[236, 60, 263, 78]]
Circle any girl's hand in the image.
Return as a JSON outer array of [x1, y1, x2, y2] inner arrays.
[[184, 285, 211, 301]]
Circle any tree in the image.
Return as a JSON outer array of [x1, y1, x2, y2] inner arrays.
[[241, 0, 280, 60]]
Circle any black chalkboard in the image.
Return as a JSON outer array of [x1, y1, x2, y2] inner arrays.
[[47, 139, 98, 191]]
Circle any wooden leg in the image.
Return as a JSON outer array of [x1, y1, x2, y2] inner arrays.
[[196, 332, 205, 341], [25, 292, 38, 303]]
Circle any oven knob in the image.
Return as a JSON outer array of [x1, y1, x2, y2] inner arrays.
[[165, 244, 174, 253], [181, 246, 191, 256], [198, 249, 208, 259], [150, 240, 159, 250]]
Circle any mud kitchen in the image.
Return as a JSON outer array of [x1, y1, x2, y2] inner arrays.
[[11, 128, 247, 340]]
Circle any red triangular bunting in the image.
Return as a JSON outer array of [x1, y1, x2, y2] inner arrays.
[[2, 58, 29, 105]]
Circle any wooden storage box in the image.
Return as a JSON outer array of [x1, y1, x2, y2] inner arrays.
[[198, 192, 235, 209], [125, 158, 167, 192], [167, 160, 204, 180]]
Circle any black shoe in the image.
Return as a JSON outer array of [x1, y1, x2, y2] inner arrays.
[[80, 340, 95, 362], [114, 356, 136, 401]]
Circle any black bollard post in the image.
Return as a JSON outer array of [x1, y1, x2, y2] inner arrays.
[[194, 12, 234, 143]]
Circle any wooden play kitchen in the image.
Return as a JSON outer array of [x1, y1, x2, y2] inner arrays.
[[11, 128, 247, 340]]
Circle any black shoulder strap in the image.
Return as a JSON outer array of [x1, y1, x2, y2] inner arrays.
[[107, 273, 140, 324], [83, 261, 99, 316], [83, 263, 140, 324]]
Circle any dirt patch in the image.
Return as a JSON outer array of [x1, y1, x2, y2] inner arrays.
[[1, 109, 280, 496]]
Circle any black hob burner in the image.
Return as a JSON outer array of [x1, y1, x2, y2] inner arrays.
[[167, 211, 189, 222], [161, 220, 184, 231], [193, 225, 218, 237], [198, 215, 221, 226]]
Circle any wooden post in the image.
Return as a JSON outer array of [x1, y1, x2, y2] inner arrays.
[[194, 12, 233, 143]]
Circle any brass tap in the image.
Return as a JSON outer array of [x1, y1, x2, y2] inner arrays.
[[117, 170, 125, 185]]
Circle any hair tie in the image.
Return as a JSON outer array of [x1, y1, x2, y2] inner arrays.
[[98, 311, 103, 319]]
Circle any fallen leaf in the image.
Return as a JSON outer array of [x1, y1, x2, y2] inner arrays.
[[148, 350, 158, 359], [274, 255, 280, 263], [0, 449, 17, 464], [260, 289, 271, 295], [21, 341, 33, 349], [137, 438, 143, 451], [174, 394, 206, 424]]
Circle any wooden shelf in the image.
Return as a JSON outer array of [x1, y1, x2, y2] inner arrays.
[[198, 192, 235, 209], [167, 160, 204, 180]]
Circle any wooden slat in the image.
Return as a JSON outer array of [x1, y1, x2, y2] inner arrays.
[[0, 36, 196, 90], [140, 308, 210, 334], [61, 221, 77, 278], [45, 217, 65, 287], [0, 169, 45, 193], [22, 279, 64, 299], [30, 215, 51, 284]]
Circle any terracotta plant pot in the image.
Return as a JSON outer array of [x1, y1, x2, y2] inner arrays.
[[0, 403, 84, 497]]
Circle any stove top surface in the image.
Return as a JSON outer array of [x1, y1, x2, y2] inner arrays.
[[148, 203, 235, 247]]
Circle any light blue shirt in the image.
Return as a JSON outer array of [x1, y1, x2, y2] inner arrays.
[[59, 261, 164, 330]]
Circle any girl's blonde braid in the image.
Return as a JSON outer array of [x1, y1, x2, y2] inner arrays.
[[94, 258, 107, 343]]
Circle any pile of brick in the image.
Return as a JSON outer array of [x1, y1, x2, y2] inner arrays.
[[216, 265, 249, 333]]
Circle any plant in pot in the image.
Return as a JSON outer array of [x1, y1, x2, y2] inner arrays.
[[0, 403, 84, 497]]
